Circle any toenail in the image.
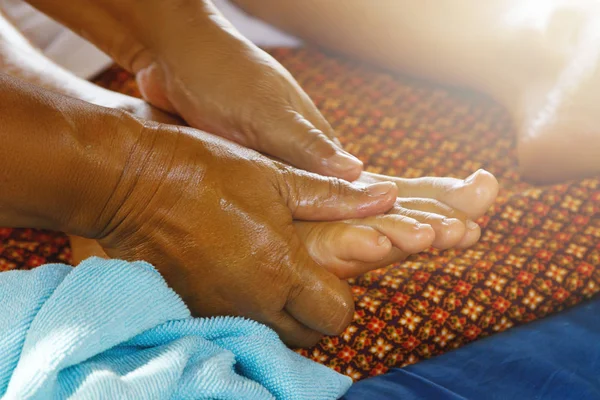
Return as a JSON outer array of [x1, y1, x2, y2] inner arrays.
[[366, 182, 395, 197], [466, 220, 479, 230], [377, 236, 391, 247], [464, 169, 482, 184]]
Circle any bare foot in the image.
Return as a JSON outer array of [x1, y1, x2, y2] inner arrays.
[[68, 91, 500, 279], [70, 168, 498, 279], [359, 169, 498, 221], [296, 168, 498, 278]]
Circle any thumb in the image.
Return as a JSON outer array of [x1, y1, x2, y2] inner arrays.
[[277, 166, 398, 221], [283, 233, 356, 337], [260, 110, 363, 181]]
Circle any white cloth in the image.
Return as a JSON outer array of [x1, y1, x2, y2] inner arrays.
[[0, 0, 300, 79]]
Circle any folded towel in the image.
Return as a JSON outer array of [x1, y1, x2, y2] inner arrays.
[[0, 258, 351, 399]]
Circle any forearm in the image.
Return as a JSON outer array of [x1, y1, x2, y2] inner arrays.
[[0, 10, 115, 104], [23, 0, 242, 73], [0, 10, 180, 124], [0, 73, 140, 236]]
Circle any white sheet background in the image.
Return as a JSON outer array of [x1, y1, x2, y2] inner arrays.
[[0, 0, 300, 79]]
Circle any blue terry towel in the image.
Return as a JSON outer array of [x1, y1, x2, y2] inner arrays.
[[0, 257, 351, 399]]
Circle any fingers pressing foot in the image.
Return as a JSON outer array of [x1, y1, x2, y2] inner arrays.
[[294, 169, 498, 280], [70, 170, 496, 282]]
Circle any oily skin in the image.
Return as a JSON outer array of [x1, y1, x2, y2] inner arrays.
[[0, 2, 500, 344], [94, 122, 401, 347], [0, 72, 406, 347], [70, 169, 497, 280]]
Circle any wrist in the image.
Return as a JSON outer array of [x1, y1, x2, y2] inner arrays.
[[104, 0, 225, 74], [0, 75, 142, 236], [123, 0, 247, 73], [58, 111, 149, 239], [34, 100, 182, 242]]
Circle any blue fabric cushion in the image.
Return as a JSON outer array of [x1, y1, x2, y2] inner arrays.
[[344, 297, 600, 400]]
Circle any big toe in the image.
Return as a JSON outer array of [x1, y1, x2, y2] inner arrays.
[[294, 222, 393, 278], [294, 216, 435, 279], [443, 169, 499, 219]]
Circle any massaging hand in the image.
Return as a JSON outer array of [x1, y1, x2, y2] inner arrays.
[[91, 117, 398, 347], [25, 0, 362, 181], [133, 5, 363, 181], [3, 73, 397, 347]]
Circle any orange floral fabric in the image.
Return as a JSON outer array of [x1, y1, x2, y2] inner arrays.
[[3, 48, 599, 382]]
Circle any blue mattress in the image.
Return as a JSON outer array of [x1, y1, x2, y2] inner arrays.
[[343, 297, 600, 400]]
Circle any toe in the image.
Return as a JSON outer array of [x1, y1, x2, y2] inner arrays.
[[443, 169, 499, 219], [334, 224, 393, 263], [359, 169, 499, 220], [294, 222, 393, 277], [390, 201, 468, 249], [432, 217, 467, 249], [456, 220, 482, 249], [347, 214, 435, 253]]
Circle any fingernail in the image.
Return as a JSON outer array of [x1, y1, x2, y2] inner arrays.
[[367, 182, 395, 197], [467, 220, 479, 230], [465, 169, 482, 184], [326, 151, 363, 173], [377, 236, 391, 247]]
